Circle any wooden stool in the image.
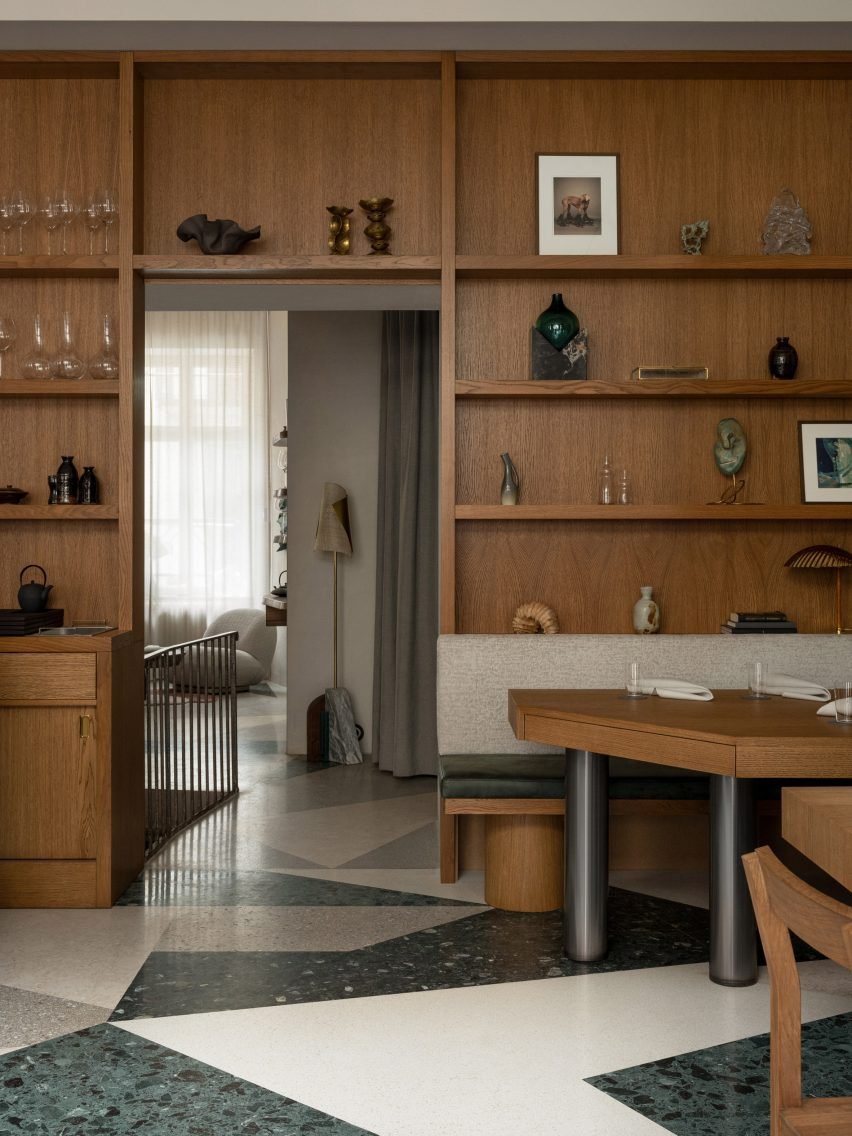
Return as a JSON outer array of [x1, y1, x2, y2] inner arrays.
[[484, 814, 563, 912]]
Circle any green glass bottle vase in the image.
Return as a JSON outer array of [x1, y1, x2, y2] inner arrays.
[[535, 293, 580, 351]]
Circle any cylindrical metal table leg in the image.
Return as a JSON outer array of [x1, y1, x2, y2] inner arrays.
[[710, 774, 757, 986], [565, 748, 609, 961]]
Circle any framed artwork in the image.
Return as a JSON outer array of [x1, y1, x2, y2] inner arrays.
[[536, 153, 620, 255], [798, 421, 852, 503]]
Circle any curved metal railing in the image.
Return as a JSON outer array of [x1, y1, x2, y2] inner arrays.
[[143, 631, 239, 857]]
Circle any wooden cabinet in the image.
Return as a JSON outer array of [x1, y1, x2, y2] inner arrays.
[[0, 636, 143, 908]]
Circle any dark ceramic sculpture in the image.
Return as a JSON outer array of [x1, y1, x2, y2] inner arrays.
[[78, 466, 99, 504], [56, 456, 79, 505], [176, 214, 261, 255], [768, 336, 799, 379]]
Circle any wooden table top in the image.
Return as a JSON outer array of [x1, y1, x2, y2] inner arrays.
[[783, 787, 852, 891], [508, 689, 852, 779]]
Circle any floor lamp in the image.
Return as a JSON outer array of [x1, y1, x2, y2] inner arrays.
[[314, 482, 362, 763], [784, 544, 852, 634]]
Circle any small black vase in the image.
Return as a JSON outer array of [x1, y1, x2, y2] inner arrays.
[[768, 336, 798, 379], [78, 466, 99, 505], [56, 456, 79, 504]]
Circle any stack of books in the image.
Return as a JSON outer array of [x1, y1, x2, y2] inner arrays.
[[721, 610, 797, 634], [0, 609, 64, 636]]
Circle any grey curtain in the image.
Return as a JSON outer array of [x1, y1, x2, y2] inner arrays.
[[372, 311, 440, 776]]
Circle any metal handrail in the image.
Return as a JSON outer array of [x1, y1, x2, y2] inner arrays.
[[143, 630, 239, 858]]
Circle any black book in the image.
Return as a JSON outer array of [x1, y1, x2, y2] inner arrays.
[[729, 611, 788, 623], [720, 624, 797, 634]]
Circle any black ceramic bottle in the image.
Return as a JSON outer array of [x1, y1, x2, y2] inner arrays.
[[768, 336, 798, 379], [78, 466, 99, 504], [56, 455, 79, 504]]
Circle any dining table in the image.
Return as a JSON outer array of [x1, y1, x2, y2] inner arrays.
[[508, 688, 852, 987]]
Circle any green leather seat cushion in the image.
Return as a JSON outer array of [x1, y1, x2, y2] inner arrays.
[[439, 755, 711, 801]]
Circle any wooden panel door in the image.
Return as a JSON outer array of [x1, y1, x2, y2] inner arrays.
[[0, 706, 97, 858]]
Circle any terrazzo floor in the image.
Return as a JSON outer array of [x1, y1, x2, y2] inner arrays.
[[3, 686, 852, 1135]]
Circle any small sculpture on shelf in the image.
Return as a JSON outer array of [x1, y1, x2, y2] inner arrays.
[[531, 293, 588, 380], [710, 417, 747, 504], [512, 601, 559, 635], [176, 214, 261, 255], [78, 466, 99, 504], [680, 219, 709, 255], [633, 585, 660, 634], [55, 455, 79, 504], [500, 452, 519, 505], [761, 188, 812, 255], [326, 206, 353, 255], [358, 197, 393, 255]]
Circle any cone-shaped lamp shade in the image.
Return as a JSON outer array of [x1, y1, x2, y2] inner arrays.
[[314, 482, 353, 556]]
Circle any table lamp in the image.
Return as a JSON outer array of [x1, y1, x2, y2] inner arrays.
[[783, 544, 852, 634], [314, 482, 361, 764]]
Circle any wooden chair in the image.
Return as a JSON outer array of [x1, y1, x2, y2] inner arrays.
[[742, 846, 852, 1136]]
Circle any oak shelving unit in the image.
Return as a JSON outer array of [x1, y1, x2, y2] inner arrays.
[[0, 47, 850, 904]]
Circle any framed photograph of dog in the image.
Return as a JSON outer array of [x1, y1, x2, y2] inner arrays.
[[537, 154, 620, 255]]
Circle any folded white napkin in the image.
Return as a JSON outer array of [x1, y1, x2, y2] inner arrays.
[[638, 678, 714, 701], [763, 672, 831, 702], [817, 699, 852, 718]]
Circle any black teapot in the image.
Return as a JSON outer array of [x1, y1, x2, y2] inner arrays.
[[271, 570, 287, 598], [18, 564, 53, 612]]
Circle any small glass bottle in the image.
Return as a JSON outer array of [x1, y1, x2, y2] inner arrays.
[[78, 466, 99, 504], [617, 468, 630, 505], [53, 311, 85, 380], [56, 455, 79, 504], [88, 314, 119, 380], [598, 455, 613, 505], [21, 313, 55, 380]]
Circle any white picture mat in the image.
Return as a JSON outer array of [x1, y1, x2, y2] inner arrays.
[[537, 154, 619, 255], [799, 422, 852, 502]]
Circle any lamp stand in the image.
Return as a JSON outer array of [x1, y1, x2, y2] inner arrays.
[[834, 567, 852, 635], [333, 550, 338, 686]]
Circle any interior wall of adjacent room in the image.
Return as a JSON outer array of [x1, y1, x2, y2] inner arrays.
[[286, 311, 382, 756], [268, 311, 288, 688]]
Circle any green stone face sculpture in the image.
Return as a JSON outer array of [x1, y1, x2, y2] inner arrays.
[[714, 417, 747, 476]]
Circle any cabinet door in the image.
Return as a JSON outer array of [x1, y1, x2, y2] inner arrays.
[[0, 707, 97, 859]]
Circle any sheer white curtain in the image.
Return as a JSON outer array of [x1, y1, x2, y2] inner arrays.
[[145, 311, 269, 646]]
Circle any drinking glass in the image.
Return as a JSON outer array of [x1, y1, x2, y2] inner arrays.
[[37, 194, 64, 255], [743, 661, 770, 700], [21, 313, 55, 379], [0, 194, 15, 255], [834, 684, 852, 724], [54, 190, 78, 254], [94, 188, 118, 253], [9, 188, 33, 254], [623, 661, 647, 699], [88, 314, 119, 380], [83, 196, 104, 255], [0, 317, 16, 378], [52, 311, 85, 380]]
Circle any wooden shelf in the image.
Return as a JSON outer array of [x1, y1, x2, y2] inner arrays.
[[0, 380, 119, 397], [133, 254, 441, 281], [0, 505, 118, 520], [455, 380, 852, 400], [455, 504, 852, 522], [0, 256, 119, 278], [455, 255, 852, 280], [134, 51, 442, 80]]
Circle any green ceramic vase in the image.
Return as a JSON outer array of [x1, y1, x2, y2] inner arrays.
[[535, 293, 580, 351]]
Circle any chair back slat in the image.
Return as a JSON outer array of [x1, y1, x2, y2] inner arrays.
[[757, 849, 852, 969]]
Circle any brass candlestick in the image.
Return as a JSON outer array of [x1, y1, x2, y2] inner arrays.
[[326, 206, 353, 255], [358, 196, 393, 254]]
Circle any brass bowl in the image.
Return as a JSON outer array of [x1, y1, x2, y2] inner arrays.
[[358, 197, 394, 213]]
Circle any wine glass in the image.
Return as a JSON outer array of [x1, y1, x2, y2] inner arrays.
[[54, 189, 78, 254], [94, 187, 118, 253], [37, 194, 63, 256], [9, 188, 33, 254], [82, 196, 103, 255], [0, 194, 15, 255], [0, 317, 16, 378]]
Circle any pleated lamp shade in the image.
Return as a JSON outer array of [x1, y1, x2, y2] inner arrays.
[[314, 482, 353, 556], [784, 544, 852, 634]]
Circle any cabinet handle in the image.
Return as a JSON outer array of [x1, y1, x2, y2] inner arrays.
[[79, 714, 92, 740]]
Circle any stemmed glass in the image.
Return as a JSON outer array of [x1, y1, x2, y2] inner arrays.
[[0, 195, 15, 255], [37, 194, 64, 255], [93, 188, 118, 253], [55, 190, 78, 254], [0, 317, 16, 378], [9, 188, 33, 254], [83, 196, 103, 255]]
